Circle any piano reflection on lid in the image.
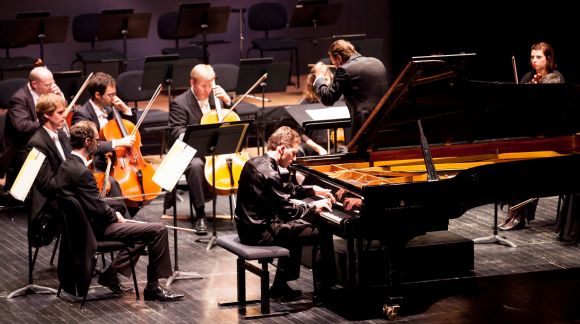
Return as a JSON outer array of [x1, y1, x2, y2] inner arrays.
[[294, 52, 580, 317]]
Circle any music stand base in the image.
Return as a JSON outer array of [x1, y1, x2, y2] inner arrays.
[[473, 235, 517, 248], [7, 284, 58, 298], [196, 235, 217, 251], [165, 270, 204, 287]]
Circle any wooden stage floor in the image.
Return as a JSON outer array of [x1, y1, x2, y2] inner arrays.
[[0, 194, 579, 323]]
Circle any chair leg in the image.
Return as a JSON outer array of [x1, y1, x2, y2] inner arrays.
[[81, 256, 98, 309], [50, 233, 60, 266], [126, 248, 140, 301]]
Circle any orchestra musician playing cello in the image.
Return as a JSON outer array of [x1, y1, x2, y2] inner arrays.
[[72, 72, 136, 216], [55, 121, 184, 301], [167, 64, 232, 233]]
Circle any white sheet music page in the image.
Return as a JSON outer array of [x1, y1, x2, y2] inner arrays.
[[9, 147, 46, 202], [152, 139, 197, 191], [306, 106, 350, 121]]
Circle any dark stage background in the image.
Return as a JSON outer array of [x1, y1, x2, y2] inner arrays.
[[2, 0, 578, 83]]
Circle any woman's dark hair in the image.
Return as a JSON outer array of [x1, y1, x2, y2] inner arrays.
[[531, 42, 557, 71]]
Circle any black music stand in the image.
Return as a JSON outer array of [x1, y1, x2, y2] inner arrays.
[[183, 121, 250, 250], [289, 1, 342, 46], [177, 4, 231, 63], [141, 55, 203, 102], [284, 102, 351, 153], [7, 189, 57, 298], [237, 58, 290, 155], [98, 9, 152, 63], [14, 12, 69, 61]]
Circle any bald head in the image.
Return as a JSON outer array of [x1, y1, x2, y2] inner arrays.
[[29, 66, 56, 95]]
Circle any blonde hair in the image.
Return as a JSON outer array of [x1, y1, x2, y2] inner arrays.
[[36, 93, 67, 123], [190, 64, 215, 82]]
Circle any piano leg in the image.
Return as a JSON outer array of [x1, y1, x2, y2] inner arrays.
[[473, 202, 517, 247]]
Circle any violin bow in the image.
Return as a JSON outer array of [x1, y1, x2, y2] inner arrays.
[[221, 73, 268, 121], [131, 83, 163, 136], [64, 72, 94, 116]]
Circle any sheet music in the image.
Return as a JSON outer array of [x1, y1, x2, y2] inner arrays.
[[9, 148, 46, 202], [152, 139, 197, 191], [306, 106, 350, 121]]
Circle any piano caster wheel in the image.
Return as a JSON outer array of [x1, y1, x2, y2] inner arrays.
[[383, 304, 400, 320]]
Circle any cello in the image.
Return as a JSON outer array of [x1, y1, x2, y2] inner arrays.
[[100, 84, 163, 208], [200, 74, 268, 195]]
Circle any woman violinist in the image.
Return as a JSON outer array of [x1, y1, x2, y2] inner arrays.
[[72, 72, 136, 217], [166, 64, 232, 233]]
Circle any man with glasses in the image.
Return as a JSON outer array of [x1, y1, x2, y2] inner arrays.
[[73, 72, 136, 216], [55, 121, 184, 301], [1, 66, 65, 188]]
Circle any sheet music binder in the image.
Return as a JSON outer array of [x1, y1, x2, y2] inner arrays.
[[153, 139, 197, 192], [9, 148, 46, 202], [284, 102, 351, 131]]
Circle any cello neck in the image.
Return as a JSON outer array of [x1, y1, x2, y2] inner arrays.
[[112, 108, 129, 137], [212, 80, 224, 122]]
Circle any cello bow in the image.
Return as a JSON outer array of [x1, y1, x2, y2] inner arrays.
[[130, 83, 163, 136], [64, 72, 94, 116], [220, 73, 268, 121]]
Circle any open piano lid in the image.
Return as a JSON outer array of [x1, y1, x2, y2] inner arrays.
[[348, 53, 580, 154]]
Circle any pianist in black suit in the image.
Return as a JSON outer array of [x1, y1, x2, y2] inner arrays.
[[313, 39, 388, 145], [500, 41, 565, 231], [235, 126, 337, 301]]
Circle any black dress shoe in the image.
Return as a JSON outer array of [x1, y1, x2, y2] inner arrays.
[[194, 217, 207, 235], [97, 276, 133, 294], [269, 283, 302, 301], [143, 287, 184, 301]]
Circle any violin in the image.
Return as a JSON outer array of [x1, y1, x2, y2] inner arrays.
[[100, 85, 163, 208], [199, 75, 266, 195]]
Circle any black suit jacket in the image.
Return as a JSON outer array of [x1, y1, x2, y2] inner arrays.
[[0, 84, 40, 176], [315, 54, 389, 142], [26, 127, 71, 229], [55, 154, 118, 236], [168, 88, 220, 145]]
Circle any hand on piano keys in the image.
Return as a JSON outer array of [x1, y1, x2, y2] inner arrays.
[[313, 185, 336, 203]]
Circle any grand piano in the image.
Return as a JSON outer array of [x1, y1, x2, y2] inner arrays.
[[293, 53, 580, 319]]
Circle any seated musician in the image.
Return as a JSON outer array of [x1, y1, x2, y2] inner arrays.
[[500, 41, 565, 231], [1, 65, 65, 189], [25, 93, 70, 246], [55, 121, 184, 301], [235, 126, 337, 302], [72, 72, 135, 216], [166, 64, 232, 233]]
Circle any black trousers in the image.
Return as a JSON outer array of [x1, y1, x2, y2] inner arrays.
[[101, 222, 173, 283]]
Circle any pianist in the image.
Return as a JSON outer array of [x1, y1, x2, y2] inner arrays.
[[234, 126, 338, 302]]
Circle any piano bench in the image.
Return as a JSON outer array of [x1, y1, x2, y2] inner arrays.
[[216, 234, 290, 319]]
